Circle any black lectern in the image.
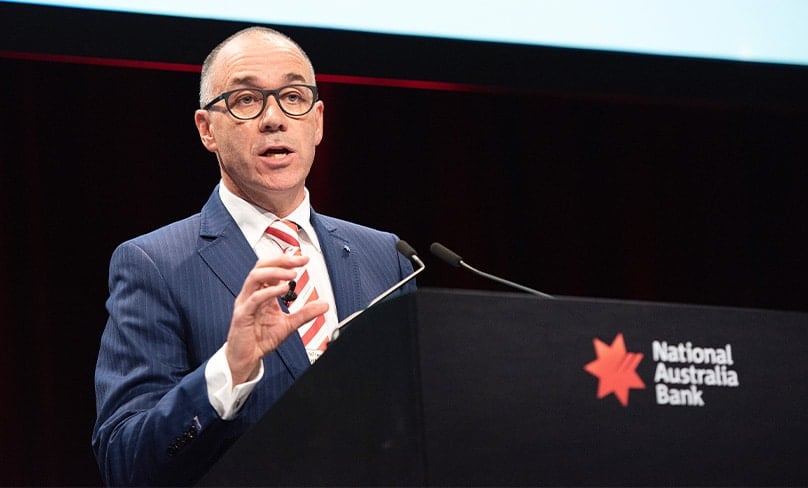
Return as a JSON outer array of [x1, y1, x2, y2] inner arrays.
[[199, 288, 808, 486]]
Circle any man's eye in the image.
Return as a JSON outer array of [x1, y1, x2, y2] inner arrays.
[[282, 92, 303, 104], [236, 95, 257, 105]]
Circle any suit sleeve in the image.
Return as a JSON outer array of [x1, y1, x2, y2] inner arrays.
[[92, 241, 241, 486]]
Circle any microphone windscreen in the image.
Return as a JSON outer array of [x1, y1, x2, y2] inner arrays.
[[396, 239, 418, 260], [430, 242, 463, 267]]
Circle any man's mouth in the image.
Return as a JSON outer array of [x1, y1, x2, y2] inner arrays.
[[261, 147, 291, 159]]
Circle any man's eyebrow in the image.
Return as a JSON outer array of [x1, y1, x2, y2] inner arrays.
[[284, 73, 309, 84], [230, 75, 260, 88], [229, 73, 310, 88]]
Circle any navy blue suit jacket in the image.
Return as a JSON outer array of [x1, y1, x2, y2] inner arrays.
[[92, 187, 414, 486]]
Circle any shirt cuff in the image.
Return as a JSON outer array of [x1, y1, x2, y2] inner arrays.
[[205, 343, 264, 420]]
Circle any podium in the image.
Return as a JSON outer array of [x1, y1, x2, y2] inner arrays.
[[199, 288, 808, 486]]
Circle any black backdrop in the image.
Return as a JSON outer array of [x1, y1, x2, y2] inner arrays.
[[2, 3, 808, 486]]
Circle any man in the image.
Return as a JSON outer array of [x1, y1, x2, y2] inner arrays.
[[92, 26, 414, 486]]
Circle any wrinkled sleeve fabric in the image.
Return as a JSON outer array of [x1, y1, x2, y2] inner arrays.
[[206, 343, 263, 420]]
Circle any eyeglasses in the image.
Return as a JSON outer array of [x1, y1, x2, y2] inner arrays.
[[203, 84, 318, 119]]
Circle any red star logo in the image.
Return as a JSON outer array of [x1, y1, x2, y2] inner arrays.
[[584, 333, 645, 406]]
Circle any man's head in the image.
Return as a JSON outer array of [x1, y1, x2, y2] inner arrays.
[[194, 27, 324, 216]]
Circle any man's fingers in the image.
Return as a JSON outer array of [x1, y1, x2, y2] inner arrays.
[[290, 300, 330, 328], [239, 267, 294, 297], [244, 283, 289, 305], [253, 253, 309, 270]]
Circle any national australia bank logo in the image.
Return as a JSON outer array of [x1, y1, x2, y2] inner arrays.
[[583, 333, 645, 406]]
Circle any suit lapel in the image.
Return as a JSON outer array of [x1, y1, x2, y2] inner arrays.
[[196, 187, 310, 379], [196, 190, 255, 297], [311, 210, 361, 321]]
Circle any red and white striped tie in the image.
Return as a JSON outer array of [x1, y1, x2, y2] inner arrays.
[[265, 219, 328, 362]]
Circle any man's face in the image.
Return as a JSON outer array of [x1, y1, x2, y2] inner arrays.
[[195, 33, 324, 215]]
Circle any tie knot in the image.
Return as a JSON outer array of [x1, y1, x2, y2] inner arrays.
[[265, 219, 301, 251]]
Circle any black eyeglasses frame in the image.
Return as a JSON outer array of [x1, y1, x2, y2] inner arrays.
[[202, 84, 319, 119]]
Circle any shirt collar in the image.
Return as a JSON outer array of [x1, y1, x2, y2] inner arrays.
[[218, 182, 321, 252]]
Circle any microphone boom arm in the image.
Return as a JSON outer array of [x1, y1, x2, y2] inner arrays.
[[430, 241, 553, 299], [459, 260, 553, 299]]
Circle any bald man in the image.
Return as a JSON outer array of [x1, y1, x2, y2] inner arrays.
[[92, 27, 414, 486]]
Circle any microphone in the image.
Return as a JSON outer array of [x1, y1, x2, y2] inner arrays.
[[281, 280, 298, 305], [330, 239, 425, 341], [430, 242, 553, 299]]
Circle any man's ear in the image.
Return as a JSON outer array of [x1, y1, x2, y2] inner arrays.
[[194, 110, 217, 153], [313, 100, 324, 146]]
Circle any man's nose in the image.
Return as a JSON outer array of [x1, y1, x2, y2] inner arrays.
[[259, 95, 286, 132]]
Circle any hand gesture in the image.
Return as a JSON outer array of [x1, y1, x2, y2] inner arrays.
[[225, 254, 329, 384]]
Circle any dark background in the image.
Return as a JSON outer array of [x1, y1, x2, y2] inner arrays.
[[2, 3, 808, 486]]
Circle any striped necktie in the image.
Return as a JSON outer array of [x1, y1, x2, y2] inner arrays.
[[265, 219, 328, 362]]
